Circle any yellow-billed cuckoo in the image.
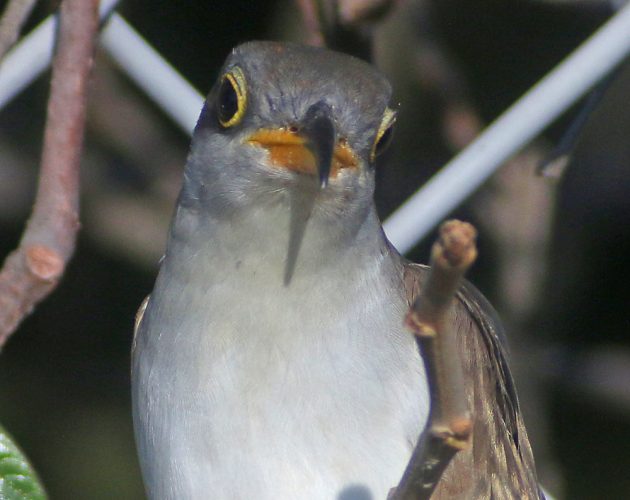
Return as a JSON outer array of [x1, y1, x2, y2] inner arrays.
[[132, 41, 541, 499]]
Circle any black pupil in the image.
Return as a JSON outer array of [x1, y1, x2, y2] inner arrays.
[[375, 125, 393, 156], [218, 77, 238, 124]]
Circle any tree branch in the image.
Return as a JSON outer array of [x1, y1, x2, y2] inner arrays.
[[295, 0, 325, 47], [0, 0, 38, 62], [391, 220, 477, 500], [0, 0, 99, 350], [295, 0, 395, 60]]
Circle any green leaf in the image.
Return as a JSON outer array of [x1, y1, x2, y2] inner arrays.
[[0, 424, 46, 500]]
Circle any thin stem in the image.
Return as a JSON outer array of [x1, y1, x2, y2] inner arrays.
[[0, 0, 38, 62], [295, 0, 325, 46], [0, 0, 99, 350], [391, 220, 477, 500]]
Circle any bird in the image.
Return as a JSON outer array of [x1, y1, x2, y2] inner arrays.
[[131, 41, 541, 500]]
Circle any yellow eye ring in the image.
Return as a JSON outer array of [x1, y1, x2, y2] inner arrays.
[[370, 107, 397, 161], [217, 67, 247, 128]]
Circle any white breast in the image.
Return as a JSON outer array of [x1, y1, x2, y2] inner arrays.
[[132, 206, 429, 500]]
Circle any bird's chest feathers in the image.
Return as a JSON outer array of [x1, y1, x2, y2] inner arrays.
[[180, 246, 418, 423], [171, 256, 425, 490], [142, 210, 428, 496]]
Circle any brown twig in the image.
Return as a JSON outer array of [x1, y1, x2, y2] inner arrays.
[[0, 0, 99, 350], [0, 0, 38, 62], [337, 0, 395, 25], [390, 220, 477, 500], [295, 0, 395, 60], [295, 0, 325, 47]]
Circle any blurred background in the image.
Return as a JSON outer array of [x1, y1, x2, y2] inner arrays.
[[0, 0, 628, 498]]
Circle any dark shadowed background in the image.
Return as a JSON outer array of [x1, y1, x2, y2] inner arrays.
[[0, 0, 628, 498]]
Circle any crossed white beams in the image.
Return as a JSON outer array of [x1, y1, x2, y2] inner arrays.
[[1, 1, 629, 254]]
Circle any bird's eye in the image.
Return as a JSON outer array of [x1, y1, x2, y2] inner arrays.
[[217, 67, 247, 128], [371, 108, 397, 161]]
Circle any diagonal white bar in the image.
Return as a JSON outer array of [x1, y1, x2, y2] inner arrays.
[[382, 3, 630, 254], [0, 0, 120, 110], [100, 14, 204, 134]]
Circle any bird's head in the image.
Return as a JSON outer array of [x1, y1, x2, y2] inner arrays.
[[182, 41, 396, 219], [179, 42, 397, 283]]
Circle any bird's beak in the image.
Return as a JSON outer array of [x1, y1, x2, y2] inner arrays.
[[301, 101, 336, 188], [246, 102, 357, 188]]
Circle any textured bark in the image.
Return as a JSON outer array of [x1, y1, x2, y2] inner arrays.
[[391, 220, 476, 500], [0, 0, 99, 350]]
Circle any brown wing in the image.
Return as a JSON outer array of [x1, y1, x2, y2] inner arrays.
[[132, 294, 150, 360], [403, 263, 542, 499]]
